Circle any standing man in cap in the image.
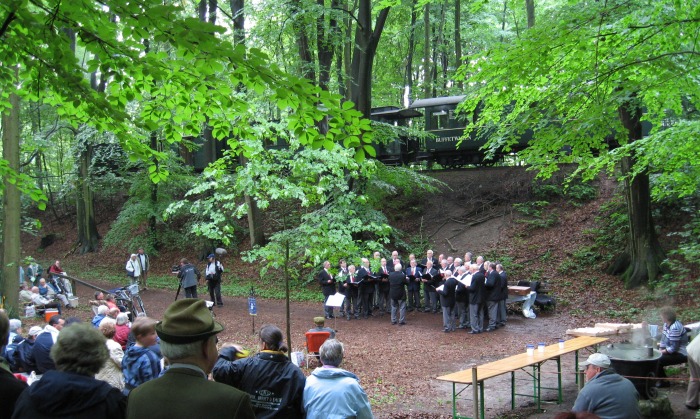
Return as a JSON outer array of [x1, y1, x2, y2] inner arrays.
[[308, 317, 336, 339], [205, 253, 224, 307], [572, 353, 640, 418], [176, 258, 201, 299], [127, 299, 255, 419]]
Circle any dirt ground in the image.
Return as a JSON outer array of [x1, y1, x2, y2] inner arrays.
[[56, 277, 695, 419], [21, 165, 698, 418]]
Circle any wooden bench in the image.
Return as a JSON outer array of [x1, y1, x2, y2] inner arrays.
[[436, 336, 608, 419]]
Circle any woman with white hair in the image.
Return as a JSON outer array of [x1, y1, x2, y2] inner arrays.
[[114, 313, 130, 350], [303, 339, 373, 419], [125, 254, 141, 286], [12, 323, 126, 418]]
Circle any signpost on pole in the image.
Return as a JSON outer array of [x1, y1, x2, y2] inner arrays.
[[248, 286, 257, 335]]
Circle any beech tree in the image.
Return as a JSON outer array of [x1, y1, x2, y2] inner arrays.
[[457, 0, 700, 288], [0, 0, 371, 314]]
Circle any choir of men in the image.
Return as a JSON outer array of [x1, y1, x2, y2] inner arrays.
[[317, 250, 511, 333]]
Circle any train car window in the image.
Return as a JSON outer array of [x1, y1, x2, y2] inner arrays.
[[431, 109, 449, 130]]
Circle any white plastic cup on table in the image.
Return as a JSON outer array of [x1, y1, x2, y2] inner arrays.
[[526, 344, 535, 355], [538, 342, 546, 353], [558, 339, 565, 349]]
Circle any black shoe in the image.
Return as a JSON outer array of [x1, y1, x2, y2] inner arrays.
[[655, 380, 671, 388], [686, 404, 699, 411], [443, 328, 451, 333], [469, 330, 481, 334], [399, 322, 406, 325], [392, 322, 397, 325]]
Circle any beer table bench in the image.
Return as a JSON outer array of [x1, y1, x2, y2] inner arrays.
[[436, 336, 608, 419]]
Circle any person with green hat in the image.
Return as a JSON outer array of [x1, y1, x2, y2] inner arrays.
[[308, 317, 336, 339], [127, 299, 254, 419]]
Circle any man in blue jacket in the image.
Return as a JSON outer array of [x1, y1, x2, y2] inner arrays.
[[573, 353, 640, 418]]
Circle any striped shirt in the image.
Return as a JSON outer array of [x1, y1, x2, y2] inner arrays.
[[661, 320, 687, 355]]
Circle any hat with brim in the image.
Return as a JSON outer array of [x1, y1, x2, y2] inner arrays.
[[580, 353, 611, 369], [156, 299, 224, 344]]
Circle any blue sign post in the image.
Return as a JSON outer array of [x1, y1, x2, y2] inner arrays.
[[248, 287, 257, 334]]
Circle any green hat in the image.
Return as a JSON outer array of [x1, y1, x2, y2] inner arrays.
[[156, 299, 224, 344], [314, 316, 325, 325]]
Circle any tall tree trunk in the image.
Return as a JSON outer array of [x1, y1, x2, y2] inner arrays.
[[455, 0, 462, 89], [405, 0, 418, 100], [525, 0, 535, 28], [500, 0, 508, 42], [423, 4, 431, 98], [434, 2, 447, 93], [1, 68, 21, 316], [230, 0, 265, 247], [613, 99, 665, 289], [343, 1, 354, 100], [293, 0, 316, 83], [75, 137, 100, 254], [149, 131, 159, 249], [349, 0, 390, 117], [73, 32, 101, 254]]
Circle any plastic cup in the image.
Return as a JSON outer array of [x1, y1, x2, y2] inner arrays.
[[538, 342, 546, 352], [526, 344, 535, 355], [648, 324, 658, 338], [558, 339, 565, 349]]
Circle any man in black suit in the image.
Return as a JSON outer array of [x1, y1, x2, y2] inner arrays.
[[421, 260, 439, 313], [454, 266, 471, 329], [438, 270, 457, 332], [496, 264, 508, 327], [388, 264, 408, 325], [337, 260, 349, 318], [484, 262, 501, 332], [468, 264, 486, 334], [405, 259, 422, 312], [356, 258, 374, 319], [419, 250, 438, 310], [318, 261, 336, 319], [376, 258, 391, 315], [343, 265, 360, 320]]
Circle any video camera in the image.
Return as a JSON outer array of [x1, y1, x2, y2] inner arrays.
[[171, 265, 181, 274]]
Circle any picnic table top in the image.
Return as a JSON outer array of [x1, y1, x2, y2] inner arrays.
[[436, 336, 609, 384]]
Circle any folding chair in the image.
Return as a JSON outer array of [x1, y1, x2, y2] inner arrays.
[[304, 331, 331, 369]]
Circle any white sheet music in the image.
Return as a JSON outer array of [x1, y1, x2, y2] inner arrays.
[[326, 292, 346, 308]]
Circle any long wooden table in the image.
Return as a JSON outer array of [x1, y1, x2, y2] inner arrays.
[[436, 336, 608, 419]]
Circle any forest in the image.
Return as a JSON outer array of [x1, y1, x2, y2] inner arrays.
[[2, 0, 700, 319]]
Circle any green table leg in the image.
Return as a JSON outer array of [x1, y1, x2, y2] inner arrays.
[[536, 363, 541, 412], [511, 371, 516, 410], [575, 350, 579, 385], [480, 381, 485, 419], [557, 356, 562, 403], [452, 382, 457, 419]]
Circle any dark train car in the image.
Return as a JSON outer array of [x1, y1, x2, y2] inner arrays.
[[409, 95, 532, 167], [370, 106, 422, 165]]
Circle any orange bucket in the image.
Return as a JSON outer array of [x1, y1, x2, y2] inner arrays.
[[44, 309, 59, 322]]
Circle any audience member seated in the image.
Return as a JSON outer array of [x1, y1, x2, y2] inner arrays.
[[30, 286, 63, 314], [102, 308, 120, 326], [90, 291, 107, 307], [96, 321, 125, 391], [39, 278, 71, 308], [92, 305, 109, 328], [0, 310, 28, 419], [308, 317, 336, 339], [114, 313, 130, 350], [105, 294, 118, 310], [18, 284, 33, 304], [655, 306, 689, 387], [12, 322, 127, 418], [12, 326, 43, 373], [7, 318, 21, 346], [303, 339, 373, 419], [122, 317, 162, 395], [28, 315, 65, 374], [126, 299, 255, 419], [213, 324, 306, 419], [572, 353, 640, 418]]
